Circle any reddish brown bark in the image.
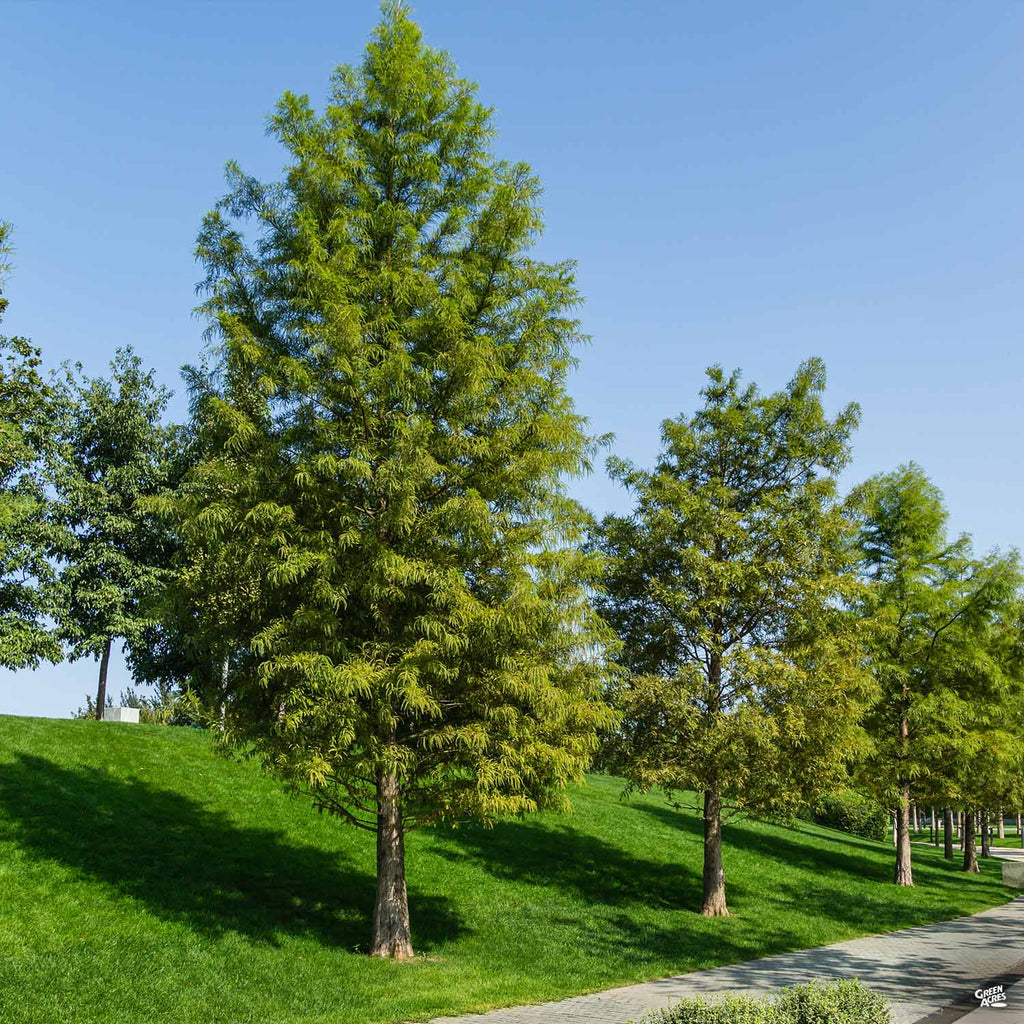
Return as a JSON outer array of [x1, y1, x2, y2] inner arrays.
[[701, 787, 728, 917], [369, 770, 413, 959], [962, 809, 979, 873]]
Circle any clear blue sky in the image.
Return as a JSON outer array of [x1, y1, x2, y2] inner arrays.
[[3, 1, 1024, 717]]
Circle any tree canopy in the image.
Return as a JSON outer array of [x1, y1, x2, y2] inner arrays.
[[50, 348, 179, 717], [0, 222, 61, 669], [177, 3, 616, 958], [598, 359, 870, 916]]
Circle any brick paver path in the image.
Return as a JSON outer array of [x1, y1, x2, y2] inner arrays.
[[432, 848, 1024, 1024]]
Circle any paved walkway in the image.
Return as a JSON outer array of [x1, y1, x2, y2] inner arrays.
[[433, 848, 1024, 1024]]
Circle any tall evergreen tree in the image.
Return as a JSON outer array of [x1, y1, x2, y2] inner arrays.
[[51, 349, 178, 717], [851, 463, 1020, 885], [181, 5, 615, 959], [141, 376, 254, 715], [597, 360, 868, 916], [0, 222, 61, 668]]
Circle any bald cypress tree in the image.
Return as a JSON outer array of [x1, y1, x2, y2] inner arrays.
[[598, 360, 868, 917], [183, 5, 614, 959]]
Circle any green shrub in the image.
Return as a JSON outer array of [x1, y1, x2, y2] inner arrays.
[[776, 979, 890, 1023], [643, 994, 776, 1023], [809, 790, 888, 842], [640, 979, 890, 1024]]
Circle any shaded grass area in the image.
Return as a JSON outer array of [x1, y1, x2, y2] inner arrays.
[[0, 716, 1013, 1024]]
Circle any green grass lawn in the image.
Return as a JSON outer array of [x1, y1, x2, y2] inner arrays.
[[911, 828, 1024, 849], [990, 834, 1024, 848], [0, 716, 1013, 1024]]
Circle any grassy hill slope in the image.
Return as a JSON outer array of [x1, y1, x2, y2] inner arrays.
[[0, 716, 1011, 1024]]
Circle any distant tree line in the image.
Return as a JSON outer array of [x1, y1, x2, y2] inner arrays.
[[2, 3, 1022, 959]]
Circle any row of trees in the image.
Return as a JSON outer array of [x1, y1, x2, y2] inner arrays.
[[596, 368, 1024, 914], [3, 5, 1022, 959]]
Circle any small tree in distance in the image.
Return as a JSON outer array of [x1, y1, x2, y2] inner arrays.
[[50, 349, 179, 718], [181, 4, 616, 959], [598, 359, 870, 917]]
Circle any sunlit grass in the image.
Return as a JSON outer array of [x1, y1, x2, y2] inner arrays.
[[0, 716, 1012, 1024]]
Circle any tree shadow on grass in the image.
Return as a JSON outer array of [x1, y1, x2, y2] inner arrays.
[[430, 813, 866, 975], [431, 795, 1012, 977], [434, 815, 705, 912], [638, 803, 1009, 934], [0, 753, 462, 952], [431, 815, 794, 973], [640, 803, 894, 880]]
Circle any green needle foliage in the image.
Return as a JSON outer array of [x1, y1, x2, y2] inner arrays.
[[179, 3, 615, 959], [50, 349, 179, 717], [135, 367, 264, 716], [598, 359, 869, 917], [119, 404, 229, 713], [0, 222, 61, 669], [850, 463, 1022, 884]]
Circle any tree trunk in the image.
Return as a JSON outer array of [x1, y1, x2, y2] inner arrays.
[[94, 637, 112, 720], [701, 787, 728, 917], [943, 807, 954, 859], [912, 803, 918, 833], [963, 809, 979, 873], [998, 809, 1005, 840], [893, 785, 913, 886], [981, 811, 991, 858], [891, 811, 897, 846], [1018, 812, 1023, 848], [369, 770, 413, 959], [931, 806, 938, 845]]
